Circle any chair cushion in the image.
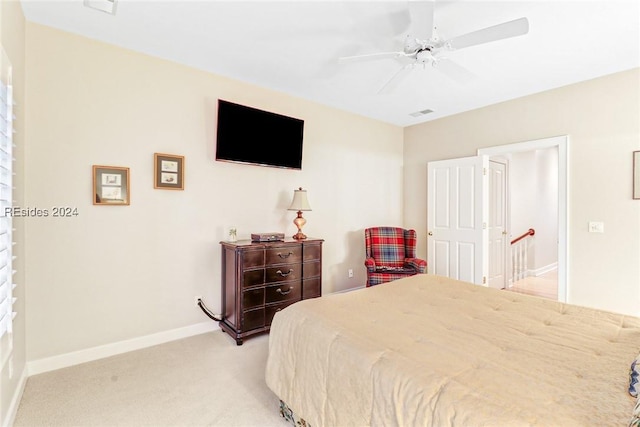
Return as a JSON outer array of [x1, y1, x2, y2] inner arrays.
[[367, 270, 417, 287]]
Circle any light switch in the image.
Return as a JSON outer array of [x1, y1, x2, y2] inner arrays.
[[588, 221, 604, 233]]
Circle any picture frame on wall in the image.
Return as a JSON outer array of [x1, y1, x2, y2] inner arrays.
[[154, 153, 184, 190], [93, 165, 130, 205], [634, 151, 640, 200]]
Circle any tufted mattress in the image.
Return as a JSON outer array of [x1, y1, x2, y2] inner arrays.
[[265, 274, 640, 426]]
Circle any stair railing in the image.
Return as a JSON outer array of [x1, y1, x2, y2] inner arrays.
[[511, 228, 535, 284]]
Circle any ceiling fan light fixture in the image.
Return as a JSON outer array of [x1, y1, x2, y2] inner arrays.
[[410, 109, 434, 117], [84, 0, 118, 15]]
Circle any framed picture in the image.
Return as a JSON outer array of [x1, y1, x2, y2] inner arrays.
[[154, 153, 184, 190], [634, 151, 640, 200], [93, 165, 130, 205]]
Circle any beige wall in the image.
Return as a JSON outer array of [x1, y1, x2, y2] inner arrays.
[[0, 0, 26, 424], [24, 23, 404, 361], [404, 68, 640, 315]]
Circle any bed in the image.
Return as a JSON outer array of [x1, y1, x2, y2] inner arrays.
[[265, 274, 640, 426]]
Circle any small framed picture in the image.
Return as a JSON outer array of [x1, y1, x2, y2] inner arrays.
[[93, 165, 130, 205], [634, 151, 640, 200], [154, 153, 184, 190]]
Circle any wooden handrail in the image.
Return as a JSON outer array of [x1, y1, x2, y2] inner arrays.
[[510, 228, 535, 245]]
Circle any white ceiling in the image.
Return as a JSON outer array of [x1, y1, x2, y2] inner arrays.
[[20, 0, 640, 127]]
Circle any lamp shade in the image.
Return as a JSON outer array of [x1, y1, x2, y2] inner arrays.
[[288, 187, 312, 211]]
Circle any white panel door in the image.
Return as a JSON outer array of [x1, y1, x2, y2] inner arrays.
[[488, 160, 507, 289], [427, 156, 488, 285]]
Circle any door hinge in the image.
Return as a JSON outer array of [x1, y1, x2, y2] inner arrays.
[[483, 276, 487, 285], [483, 222, 487, 229], [483, 167, 487, 176]]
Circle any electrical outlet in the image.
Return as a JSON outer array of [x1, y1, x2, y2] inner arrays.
[[194, 295, 202, 307], [348, 269, 354, 278], [588, 221, 604, 233]]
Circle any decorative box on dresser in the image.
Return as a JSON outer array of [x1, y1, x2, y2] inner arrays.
[[219, 238, 323, 345]]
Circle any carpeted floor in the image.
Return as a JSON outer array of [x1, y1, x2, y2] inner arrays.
[[14, 331, 288, 426]]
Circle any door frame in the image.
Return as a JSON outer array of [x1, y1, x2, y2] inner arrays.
[[477, 135, 568, 303]]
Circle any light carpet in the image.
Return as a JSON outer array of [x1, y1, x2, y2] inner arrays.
[[15, 331, 288, 426]]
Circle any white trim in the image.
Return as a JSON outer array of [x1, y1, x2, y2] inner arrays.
[[330, 285, 366, 294], [2, 366, 27, 427], [532, 262, 558, 277], [25, 286, 368, 376], [27, 321, 214, 376], [25, 285, 367, 377]]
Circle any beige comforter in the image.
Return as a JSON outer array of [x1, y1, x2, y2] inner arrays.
[[265, 274, 640, 426]]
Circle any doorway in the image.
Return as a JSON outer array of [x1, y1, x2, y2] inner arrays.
[[488, 148, 559, 300], [479, 136, 566, 302], [427, 135, 568, 302]]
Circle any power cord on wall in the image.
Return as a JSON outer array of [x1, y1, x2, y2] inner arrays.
[[197, 298, 222, 322]]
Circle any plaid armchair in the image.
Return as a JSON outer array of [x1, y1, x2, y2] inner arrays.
[[364, 227, 427, 287]]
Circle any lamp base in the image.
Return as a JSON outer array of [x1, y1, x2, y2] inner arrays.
[[292, 211, 307, 240]]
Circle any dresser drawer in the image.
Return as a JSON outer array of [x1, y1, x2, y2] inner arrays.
[[243, 269, 265, 288], [242, 249, 265, 269], [303, 260, 321, 279], [265, 282, 301, 304], [303, 243, 322, 261], [266, 301, 297, 326], [302, 277, 321, 299], [266, 247, 302, 265], [242, 307, 264, 331], [243, 287, 265, 309], [265, 265, 300, 284]]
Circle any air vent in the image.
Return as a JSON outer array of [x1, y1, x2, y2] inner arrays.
[[84, 0, 118, 15], [409, 109, 434, 118]]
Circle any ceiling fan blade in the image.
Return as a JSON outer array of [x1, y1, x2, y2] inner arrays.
[[446, 17, 529, 50], [338, 51, 407, 64], [432, 59, 476, 85], [407, 1, 435, 41], [377, 65, 413, 94]]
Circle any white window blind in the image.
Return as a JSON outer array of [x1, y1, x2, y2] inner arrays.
[[0, 49, 15, 342]]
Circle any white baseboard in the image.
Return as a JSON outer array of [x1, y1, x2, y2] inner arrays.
[[27, 321, 215, 376], [27, 288, 365, 376], [508, 263, 558, 287], [330, 284, 366, 294], [531, 262, 558, 277], [2, 366, 27, 427]]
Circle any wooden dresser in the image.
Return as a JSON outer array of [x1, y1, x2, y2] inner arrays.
[[219, 237, 323, 345]]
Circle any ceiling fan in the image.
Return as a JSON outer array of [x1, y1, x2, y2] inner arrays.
[[338, 2, 529, 94]]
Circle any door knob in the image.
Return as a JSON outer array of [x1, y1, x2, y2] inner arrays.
[[428, 231, 433, 236]]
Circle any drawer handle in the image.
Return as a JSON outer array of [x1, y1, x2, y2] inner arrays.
[[278, 251, 294, 259], [276, 286, 294, 295], [276, 269, 293, 277]]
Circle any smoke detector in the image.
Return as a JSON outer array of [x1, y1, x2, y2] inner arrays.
[[84, 0, 117, 15]]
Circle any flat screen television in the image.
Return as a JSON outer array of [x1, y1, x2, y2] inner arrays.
[[215, 100, 304, 170]]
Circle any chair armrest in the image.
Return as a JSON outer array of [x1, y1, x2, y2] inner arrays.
[[364, 257, 377, 273], [405, 258, 427, 273]]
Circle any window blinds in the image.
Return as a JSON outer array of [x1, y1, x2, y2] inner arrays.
[[0, 61, 15, 340]]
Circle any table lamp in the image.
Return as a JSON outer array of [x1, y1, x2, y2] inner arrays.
[[288, 187, 312, 240]]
